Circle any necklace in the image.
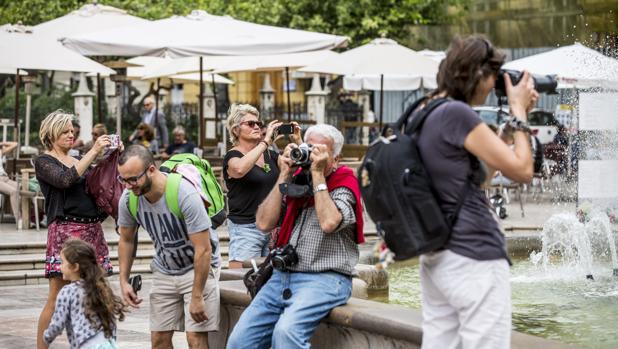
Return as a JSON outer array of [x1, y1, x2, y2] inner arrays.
[[263, 164, 271, 173]]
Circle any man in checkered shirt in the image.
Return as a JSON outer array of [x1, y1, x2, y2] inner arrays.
[[227, 124, 365, 349]]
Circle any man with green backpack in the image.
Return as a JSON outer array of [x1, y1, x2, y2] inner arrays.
[[116, 145, 221, 349]]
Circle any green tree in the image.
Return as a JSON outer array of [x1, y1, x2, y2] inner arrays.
[[0, 0, 468, 48]]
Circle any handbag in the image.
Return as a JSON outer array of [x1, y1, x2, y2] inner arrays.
[[243, 255, 273, 299], [85, 149, 124, 220]]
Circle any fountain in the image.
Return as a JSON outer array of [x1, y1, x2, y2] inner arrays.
[[530, 211, 618, 280]]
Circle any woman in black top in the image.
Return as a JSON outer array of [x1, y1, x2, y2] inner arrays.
[[224, 104, 300, 268], [415, 37, 538, 348], [34, 110, 112, 349]]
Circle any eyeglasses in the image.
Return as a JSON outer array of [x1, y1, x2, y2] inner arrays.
[[239, 120, 263, 128], [117, 167, 149, 185]]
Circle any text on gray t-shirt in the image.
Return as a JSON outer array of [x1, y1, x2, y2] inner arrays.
[[118, 175, 220, 274]]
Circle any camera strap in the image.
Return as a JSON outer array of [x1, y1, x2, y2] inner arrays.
[[291, 199, 310, 249]]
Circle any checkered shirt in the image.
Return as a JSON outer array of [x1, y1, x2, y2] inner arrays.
[[285, 187, 359, 276]]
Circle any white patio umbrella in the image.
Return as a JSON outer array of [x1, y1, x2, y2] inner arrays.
[[34, 2, 149, 38], [300, 38, 439, 128], [502, 43, 618, 89], [33, 2, 149, 124], [0, 26, 114, 173], [62, 10, 347, 144], [62, 10, 348, 57], [125, 56, 233, 84], [143, 50, 337, 120], [0, 28, 113, 74]]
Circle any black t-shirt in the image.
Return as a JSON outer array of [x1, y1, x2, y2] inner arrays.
[[165, 142, 195, 156], [416, 101, 507, 262], [223, 149, 280, 224], [35, 154, 103, 223]]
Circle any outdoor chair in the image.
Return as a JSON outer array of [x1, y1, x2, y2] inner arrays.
[[486, 182, 525, 218]]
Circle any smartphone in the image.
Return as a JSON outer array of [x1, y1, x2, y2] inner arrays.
[[108, 134, 120, 149], [128, 275, 142, 294], [277, 124, 294, 135]]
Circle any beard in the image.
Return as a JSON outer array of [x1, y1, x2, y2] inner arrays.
[[132, 175, 153, 196]]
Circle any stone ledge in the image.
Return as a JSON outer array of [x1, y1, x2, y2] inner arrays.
[[213, 280, 586, 349]]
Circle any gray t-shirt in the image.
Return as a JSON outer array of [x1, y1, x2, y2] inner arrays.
[[118, 175, 220, 274], [416, 100, 508, 261]]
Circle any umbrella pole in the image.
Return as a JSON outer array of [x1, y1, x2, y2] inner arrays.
[[199, 56, 204, 149], [285, 67, 291, 122], [13, 70, 20, 176], [379, 74, 384, 130], [211, 74, 218, 141], [97, 73, 103, 124]]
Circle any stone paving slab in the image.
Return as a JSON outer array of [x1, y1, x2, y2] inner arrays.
[[0, 281, 191, 349]]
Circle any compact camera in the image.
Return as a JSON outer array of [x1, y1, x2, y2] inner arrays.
[[495, 69, 558, 97], [270, 244, 299, 271], [290, 143, 313, 167], [128, 274, 142, 294]]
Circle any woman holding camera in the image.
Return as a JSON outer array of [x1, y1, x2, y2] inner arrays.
[[224, 104, 301, 268], [414, 36, 538, 349], [34, 110, 114, 349]]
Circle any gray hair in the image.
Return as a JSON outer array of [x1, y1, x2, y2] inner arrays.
[[304, 124, 344, 157], [226, 103, 260, 145], [172, 125, 186, 135]]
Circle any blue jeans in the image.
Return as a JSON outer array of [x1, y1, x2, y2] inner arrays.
[[228, 221, 270, 261], [226, 270, 352, 349]]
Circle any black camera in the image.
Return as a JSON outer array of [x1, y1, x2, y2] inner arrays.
[[495, 69, 558, 97], [128, 275, 142, 294], [290, 143, 313, 167], [270, 244, 299, 271]]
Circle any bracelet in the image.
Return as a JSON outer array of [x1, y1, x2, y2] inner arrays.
[[504, 116, 531, 134], [259, 140, 270, 148]]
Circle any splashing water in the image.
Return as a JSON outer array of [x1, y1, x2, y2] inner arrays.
[[530, 212, 618, 279]]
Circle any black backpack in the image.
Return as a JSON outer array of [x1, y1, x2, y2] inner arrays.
[[358, 97, 476, 261]]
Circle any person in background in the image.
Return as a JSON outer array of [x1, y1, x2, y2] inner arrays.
[[35, 110, 113, 349], [79, 123, 108, 155], [71, 122, 84, 150], [161, 126, 196, 160], [129, 96, 169, 150], [224, 104, 283, 269], [132, 122, 157, 154], [43, 239, 126, 349], [0, 141, 20, 223]]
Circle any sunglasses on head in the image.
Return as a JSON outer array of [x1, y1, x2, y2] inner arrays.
[[239, 120, 263, 128]]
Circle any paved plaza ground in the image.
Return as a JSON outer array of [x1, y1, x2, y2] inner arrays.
[[0, 198, 577, 348]]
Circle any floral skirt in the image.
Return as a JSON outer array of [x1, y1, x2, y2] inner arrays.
[[45, 220, 113, 278]]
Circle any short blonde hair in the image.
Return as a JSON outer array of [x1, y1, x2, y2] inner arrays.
[[39, 110, 74, 150], [226, 104, 260, 145]]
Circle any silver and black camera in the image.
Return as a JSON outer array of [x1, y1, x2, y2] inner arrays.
[[270, 244, 299, 271], [290, 143, 313, 167]]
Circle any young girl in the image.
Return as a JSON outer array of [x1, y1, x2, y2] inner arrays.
[[44, 239, 126, 349]]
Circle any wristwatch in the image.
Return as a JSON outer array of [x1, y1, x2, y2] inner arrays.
[[313, 183, 328, 193]]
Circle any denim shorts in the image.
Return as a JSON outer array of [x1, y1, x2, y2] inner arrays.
[[228, 221, 271, 262]]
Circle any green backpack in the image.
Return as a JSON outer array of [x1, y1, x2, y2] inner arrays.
[[128, 153, 227, 229]]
